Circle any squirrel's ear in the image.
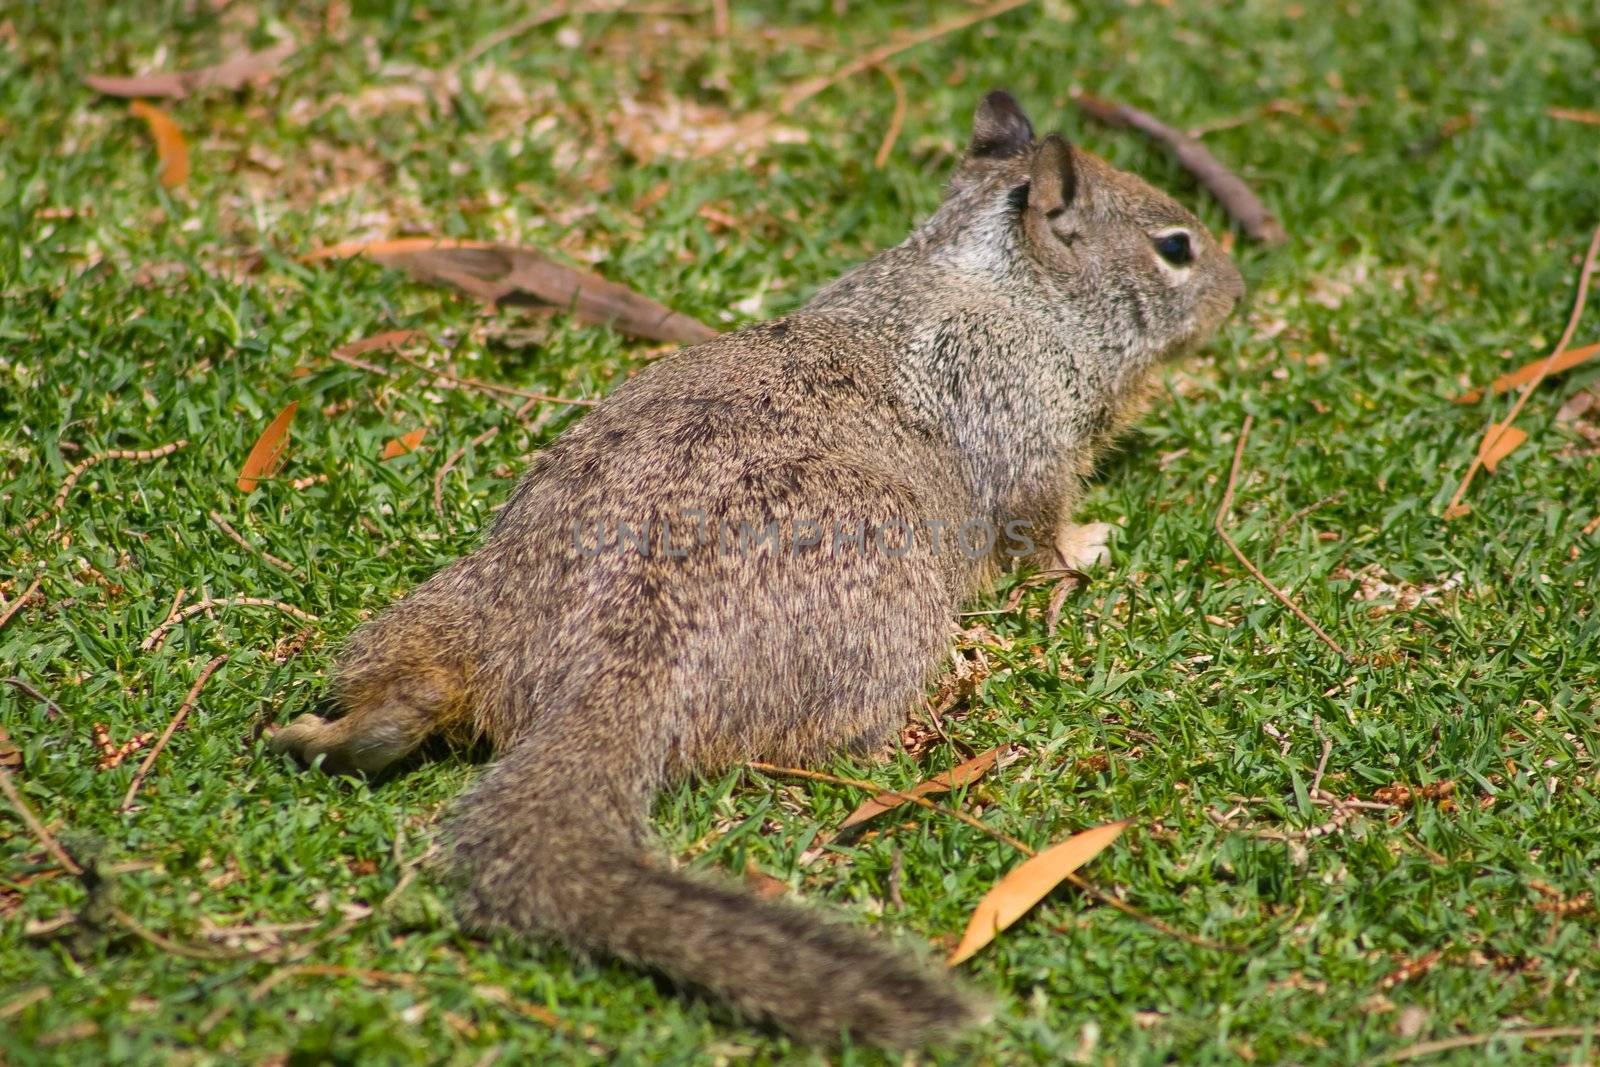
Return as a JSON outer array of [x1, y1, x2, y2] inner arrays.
[[967, 90, 1035, 159], [1028, 134, 1078, 216]]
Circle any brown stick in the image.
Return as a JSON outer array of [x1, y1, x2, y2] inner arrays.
[[1265, 489, 1348, 552], [747, 762, 1234, 952], [1445, 223, 1600, 517], [698, 0, 1031, 158], [2, 677, 65, 719], [1214, 416, 1352, 662], [121, 655, 228, 811], [0, 576, 43, 631], [449, 0, 631, 71], [249, 963, 420, 1000], [141, 597, 318, 652], [1074, 93, 1287, 245], [391, 351, 599, 407], [208, 511, 301, 576], [12, 441, 188, 537], [0, 986, 50, 1021], [434, 426, 502, 520], [1376, 1026, 1598, 1064], [109, 906, 246, 961], [873, 63, 908, 170], [0, 762, 83, 875]]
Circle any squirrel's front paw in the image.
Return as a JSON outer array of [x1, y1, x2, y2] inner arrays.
[[1053, 521, 1114, 570]]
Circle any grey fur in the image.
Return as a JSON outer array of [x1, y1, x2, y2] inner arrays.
[[270, 92, 1244, 1047]]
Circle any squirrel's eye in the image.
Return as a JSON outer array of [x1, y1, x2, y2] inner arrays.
[[1154, 232, 1193, 266]]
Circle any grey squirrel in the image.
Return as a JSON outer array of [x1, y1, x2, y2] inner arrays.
[[272, 90, 1244, 1046]]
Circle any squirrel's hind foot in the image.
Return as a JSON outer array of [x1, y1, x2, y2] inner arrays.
[[1054, 521, 1114, 570], [270, 687, 445, 775]]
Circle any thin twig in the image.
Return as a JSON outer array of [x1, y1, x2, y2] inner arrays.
[[711, 0, 729, 36], [434, 426, 501, 520], [110, 906, 246, 961], [0, 986, 50, 1021], [250, 963, 421, 1000], [141, 597, 318, 652], [121, 654, 228, 811], [1446, 223, 1600, 517], [0, 762, 83, 875], [12, 441, 188, 536], [197, 834, 434, 1034], [1309, 721, 1333, 798], [1266, 490, 1347, 552], [698, 0, 1030, 157], [2, 677, 65, 719], [747, 762, 1234, 952], [873, 63, 907, 169], [0, 576, 43, 631], [1372, 1025, 1598, 1065], [390, 350, 599, 407], [208, 511, 301, 576], [1074, 93, 1287, 245], [749, 761, 1030, 849], [1214, 416, 1352, 662], [449, 0, 628, 72]]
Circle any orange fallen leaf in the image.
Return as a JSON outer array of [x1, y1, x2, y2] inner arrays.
[[128, 101, 189, 188], [839, 747, 1002, 830], [381, 429, 427, 460], [1548, 107, 1600, 127], [1476, 424, 1527, 474], [1455, 341, 1600, 403], [237, 402, 298, 492], [946, 820, 1129, 967]]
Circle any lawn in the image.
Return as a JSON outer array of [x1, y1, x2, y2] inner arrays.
[[3, 1, 1599, 1064]]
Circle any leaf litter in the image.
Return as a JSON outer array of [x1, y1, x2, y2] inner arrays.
[[86, 41, 295, 100]]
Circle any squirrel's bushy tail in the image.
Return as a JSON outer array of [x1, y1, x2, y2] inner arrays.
[[448, 723, 977, 1047]]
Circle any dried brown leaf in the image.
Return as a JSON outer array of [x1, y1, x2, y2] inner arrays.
[[303, 240, 717, 345], [331, 330, 430, 359], [839, 747, 1002, 830], [743, 861, 789, 901], [128, 101, 189, 188], [1476, 424, 1527, 473], [947, 820, 1129, 966], [1548, 107, 1600, 126], [381, 429, 427, 461], [1455, 341, 1600, 403], [237, 402, 298, 492], [86, 41, 294, 100]]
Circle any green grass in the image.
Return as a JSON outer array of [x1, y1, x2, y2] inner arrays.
[[3, 1, 1599, 1063]]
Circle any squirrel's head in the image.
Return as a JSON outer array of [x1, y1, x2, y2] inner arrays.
[[948, 90, 1245, 363]]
